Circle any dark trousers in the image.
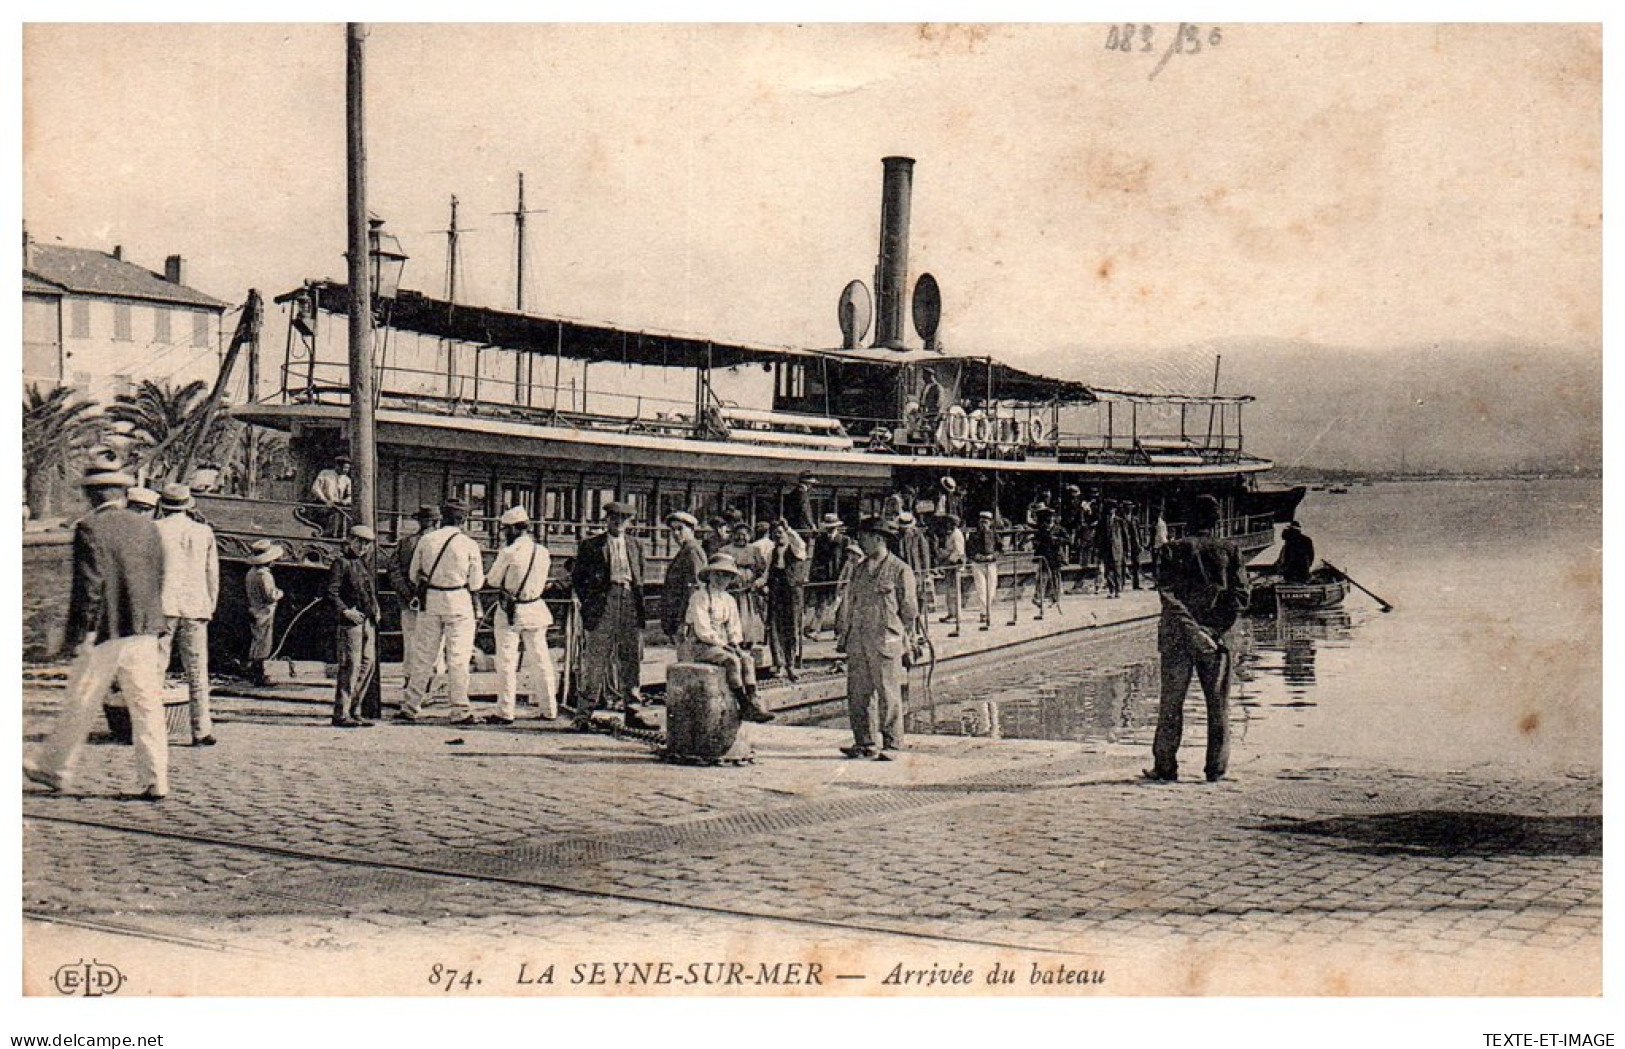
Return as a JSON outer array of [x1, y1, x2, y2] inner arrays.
[[1150, 626, 1232, 780], [581, 585, 643, 711], [767, 574, 804, 670]]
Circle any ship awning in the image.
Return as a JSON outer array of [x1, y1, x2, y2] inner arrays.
[[287, 281, 824, 370], [1088, 387, 1255, 405], [811, 347, 1099, 406]]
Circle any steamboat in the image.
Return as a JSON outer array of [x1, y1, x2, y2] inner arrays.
[[197, 158, 1303, 660]]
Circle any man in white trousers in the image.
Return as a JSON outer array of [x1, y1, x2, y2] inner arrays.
[[25, 463, 171, 800], [966, 509, 1002, 631], [487, 506, 557, 723], [398, 499, 484, 724]]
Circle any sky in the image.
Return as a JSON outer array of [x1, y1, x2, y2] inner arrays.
[[23, 23, 1600, 382]]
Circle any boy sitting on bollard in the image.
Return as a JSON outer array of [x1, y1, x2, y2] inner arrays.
[[677, 554, 775, 723]]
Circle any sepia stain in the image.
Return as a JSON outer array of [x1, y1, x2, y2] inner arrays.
[[1078, 151, 1152, 202], [1519, 713, 1540, 735], [1096, 258, 1113, 281], [913, 23, 993, 55]]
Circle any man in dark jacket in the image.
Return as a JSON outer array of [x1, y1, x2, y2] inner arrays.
[[1278, 521, 1316, 583], [328, 524, 380, 728], [25, 462, 171, 800], [571, 501, 650, 727], [660, 511, 706, 641], [1145, 495, 1250, 783]]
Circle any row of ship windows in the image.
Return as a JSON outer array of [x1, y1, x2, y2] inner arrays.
[[65, 299, 214, 347]]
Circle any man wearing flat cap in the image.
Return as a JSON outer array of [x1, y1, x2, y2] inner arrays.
[[155, 483, 220, 746], [836, 516, 918, 760], [25, 460, 171, 800], [401, 499, 485, 724], [488, 506, 557, 723], [571, 500, 650, 727], [660, 511, 707, 644], [328, 524, 380, 727], [388, 505, 443, 700]]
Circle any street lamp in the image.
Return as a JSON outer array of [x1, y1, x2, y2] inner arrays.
[[367, 215, 408, 300]]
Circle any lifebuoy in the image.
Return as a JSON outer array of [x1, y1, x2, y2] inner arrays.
[[944, 405, 969, 453], [1029, 417, 1046, 446], [968, 409, 990, 451], [999, 415, 1020, 448]]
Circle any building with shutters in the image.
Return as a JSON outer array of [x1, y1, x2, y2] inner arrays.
[[22, 229, 228, 403]]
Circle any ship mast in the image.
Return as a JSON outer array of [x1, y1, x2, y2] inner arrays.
[[503, 172, 546, 312], [445, 194, 460, 302]]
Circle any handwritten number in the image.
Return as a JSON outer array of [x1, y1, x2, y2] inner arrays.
[[1208, 27, 1222, 47], [1140, 25, 1154, 52]]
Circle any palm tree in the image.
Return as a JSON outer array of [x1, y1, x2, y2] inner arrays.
[[104, 379, 235, 483], [22, 384, 103, 516]]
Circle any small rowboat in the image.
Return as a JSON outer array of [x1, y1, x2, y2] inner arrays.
[[1249, 568, 1350, 614]]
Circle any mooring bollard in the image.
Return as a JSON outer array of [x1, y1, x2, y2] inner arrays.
[[662, 663, 754, 766]]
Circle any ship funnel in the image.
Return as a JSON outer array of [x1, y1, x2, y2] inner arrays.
[[872, 156, 914, 350]]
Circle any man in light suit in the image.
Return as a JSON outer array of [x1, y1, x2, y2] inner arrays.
[[837, 516, 918, 760], [400, 499, 485, 725], [155, 483, 219, 746], [25, 462, 171, 800], [488, 506, 557, 723], [570, 500, 650, 728]]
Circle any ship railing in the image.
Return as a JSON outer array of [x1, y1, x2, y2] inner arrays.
[[278, 360, 854, 447]]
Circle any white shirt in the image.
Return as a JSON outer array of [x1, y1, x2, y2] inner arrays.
[[311, 469, 352, 506], [409, 526, 486, 616], [490, 533, 553, 629], [685, 587, 742, 648], [155, 513, 219, 619]]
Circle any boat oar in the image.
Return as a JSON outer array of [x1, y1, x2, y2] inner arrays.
[[1323, 561, 1394, 613]]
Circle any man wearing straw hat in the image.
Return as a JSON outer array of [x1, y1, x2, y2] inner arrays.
[[155, 483, 220, 746], [242, 539, 285, 686], [837, 516, 918, 760], [124, 485, 160, 518], [488, 506, 557, 724], [678, 553, 774, 723], [328, 524, 380, 728], [24, 459, 171, 800], [400, 499, 484, 724]]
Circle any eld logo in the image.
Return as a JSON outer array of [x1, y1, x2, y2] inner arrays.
[[52, 959, 126, 996]]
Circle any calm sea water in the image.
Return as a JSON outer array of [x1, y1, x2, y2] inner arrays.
[[905, 479, 1602, 775]]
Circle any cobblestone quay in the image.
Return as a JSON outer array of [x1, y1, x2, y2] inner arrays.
[[21, 681, 1599, 996]]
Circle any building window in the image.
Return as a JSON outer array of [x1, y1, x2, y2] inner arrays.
[[154, 307, 173, 345], [113, 303, 132, 342], [69, 300, 90, 338], [191, 311, 211, 348]]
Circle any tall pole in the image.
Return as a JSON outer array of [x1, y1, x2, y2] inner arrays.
[[346, 23, 376, 533], [515, 172, 526, 312]]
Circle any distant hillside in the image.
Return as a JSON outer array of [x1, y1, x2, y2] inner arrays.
[[1028, 340, 1601, 476]]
